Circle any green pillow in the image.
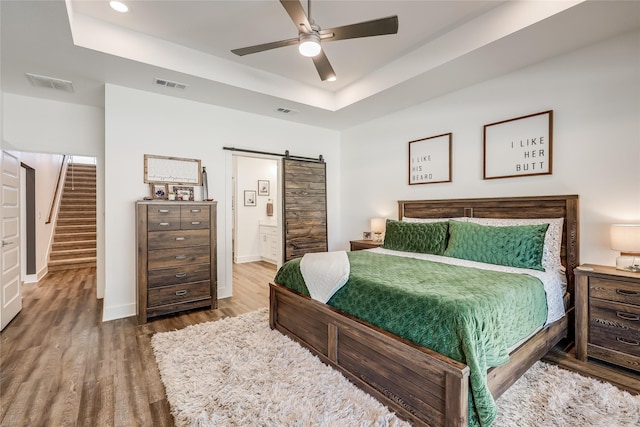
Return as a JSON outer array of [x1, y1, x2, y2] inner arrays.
[[444, 220, 548, 271], [381, 220, 449, 255]]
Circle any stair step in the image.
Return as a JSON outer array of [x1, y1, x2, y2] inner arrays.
[[55, 225, 96, 235], [49, 248, 97, 261], [48, 258, 96, 271], [54, 232, 97, 242], [56, 218, 96, 226], [52, 240, 96, 250], [57, 211, 96, 218]]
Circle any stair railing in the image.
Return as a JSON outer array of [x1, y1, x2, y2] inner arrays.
[[46, 155, 69, 225]]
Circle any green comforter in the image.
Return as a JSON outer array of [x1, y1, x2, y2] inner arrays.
[[274, 250, 548, 427]]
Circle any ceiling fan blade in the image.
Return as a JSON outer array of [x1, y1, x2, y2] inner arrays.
[[312, 50, 336, 82], [231, 38, 299, 56], [319, 15, 398, 41], [280, 0, 312, 33]]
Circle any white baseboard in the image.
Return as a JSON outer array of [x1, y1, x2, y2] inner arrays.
[[234, 255, 263, 264]]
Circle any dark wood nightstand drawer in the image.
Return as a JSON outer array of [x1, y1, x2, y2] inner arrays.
[[148, 281, 211, 308], [350, 240, 382, 251], [590, 323, 640, 357], [148, 263, 211, 288], [148, 229, 210, 250], [590, 277, 640, 306], [590, 298, 640, 330], [148, 245, 210, 269]]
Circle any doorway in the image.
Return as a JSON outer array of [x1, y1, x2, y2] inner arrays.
[[230, 155, 281, 295]]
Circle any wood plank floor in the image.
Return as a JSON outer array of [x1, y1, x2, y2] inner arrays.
[[0, 261, 277, 426]]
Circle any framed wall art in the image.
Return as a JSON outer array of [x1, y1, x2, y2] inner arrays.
[[258, 180, 270, 196], [483, 110, 553, 179], [244, 190, 256, 207], [144, 154, 201, 185], [408, 133, 452, 185]]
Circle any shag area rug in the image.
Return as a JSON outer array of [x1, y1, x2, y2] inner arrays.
[[151, 309, 640, 427]]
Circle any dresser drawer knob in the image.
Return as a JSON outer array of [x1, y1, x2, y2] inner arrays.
[[616, 337, 639, 346], [175, 255, 187, 260], [191, 221, 201, 225], [616, 289, 639, 296], [175, 290, 188, 296], [175, 237, 185, 241], [175, 272, 187, 279], [159, 222, 170, 226], [158, 209, 170, 213], [191, 209, 201, 213], [616, 311, 639, 321]]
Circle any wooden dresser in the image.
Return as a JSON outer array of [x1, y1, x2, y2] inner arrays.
[[136, 200, 217, 323], [575, 264, 640, 372]]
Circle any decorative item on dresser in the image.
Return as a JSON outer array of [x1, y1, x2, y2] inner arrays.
[[575, 264, 640, 372], [349, 239, 383, 251], [136, 200, 217, 324]]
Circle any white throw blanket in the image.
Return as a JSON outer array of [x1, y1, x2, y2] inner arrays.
[[300, 251, 350, 303]]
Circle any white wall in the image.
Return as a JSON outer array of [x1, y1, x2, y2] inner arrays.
[[340, 30, 640, 266], [104, 84, 340, 321], [17, 152, 64, 280], [235, 156, 278, 263], [1, 94, 106, 299]]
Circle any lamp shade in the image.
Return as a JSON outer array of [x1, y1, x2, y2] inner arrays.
[[610, 224, 640, 253], [370, 218, 386, 234]]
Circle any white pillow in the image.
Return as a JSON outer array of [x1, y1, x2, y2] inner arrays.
[[464, 217, 564, 272], [402, 217, 469, 223]]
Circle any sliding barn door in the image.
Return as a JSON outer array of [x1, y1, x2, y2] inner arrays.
[[283, 158, 327, 262]]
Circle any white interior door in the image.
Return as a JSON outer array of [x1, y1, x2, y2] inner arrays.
[[1, 150, 22, 331]]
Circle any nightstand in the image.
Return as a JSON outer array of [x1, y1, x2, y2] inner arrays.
[[575, 264, 640, 372], [349, 240, 383, 251]]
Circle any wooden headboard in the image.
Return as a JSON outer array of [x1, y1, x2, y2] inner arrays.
[[398, 195, 579, 299]]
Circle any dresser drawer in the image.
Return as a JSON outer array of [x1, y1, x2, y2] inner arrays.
[[590, 277, 640, 306], [148, 208, 181, 231], [148, 229, 210, 250], [181, 206, 210, 229], [147, 281, 211, 308], [148, 245, 210, 269], [147, 263, 210, 288]]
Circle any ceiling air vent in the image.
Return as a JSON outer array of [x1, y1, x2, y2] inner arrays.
[[25, 73, 74, 93], [276, 107, 299, 115], [154, 78, 188, 90]]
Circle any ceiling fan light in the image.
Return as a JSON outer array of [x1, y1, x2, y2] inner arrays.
[[298, 33, 321, 57]]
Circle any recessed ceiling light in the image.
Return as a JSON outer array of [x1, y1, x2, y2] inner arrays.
[[326, 76, 337, 82], [109, 1, 128, 13]]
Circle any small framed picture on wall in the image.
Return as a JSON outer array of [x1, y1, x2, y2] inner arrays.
[[244, 190, 257, 206], [258, 180, 270, 196]]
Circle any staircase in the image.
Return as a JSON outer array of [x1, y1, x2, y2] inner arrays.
[[48, 163, 97, 271]]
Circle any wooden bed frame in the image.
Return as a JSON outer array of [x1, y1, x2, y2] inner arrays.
[[270, 195, 579, 426]]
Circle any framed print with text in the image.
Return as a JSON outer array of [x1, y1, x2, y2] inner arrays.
[[484, 110, 553, 179], [408, 133, 452, 185]]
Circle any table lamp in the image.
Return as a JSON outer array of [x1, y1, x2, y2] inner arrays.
[[371, 218, 386, 242], [610, 224, 640, 272]]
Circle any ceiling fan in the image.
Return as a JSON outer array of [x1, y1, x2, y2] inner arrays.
[[231, 0, 399, 82]]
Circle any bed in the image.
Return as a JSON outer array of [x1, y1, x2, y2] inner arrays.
[[269, 195, 579, 426]]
